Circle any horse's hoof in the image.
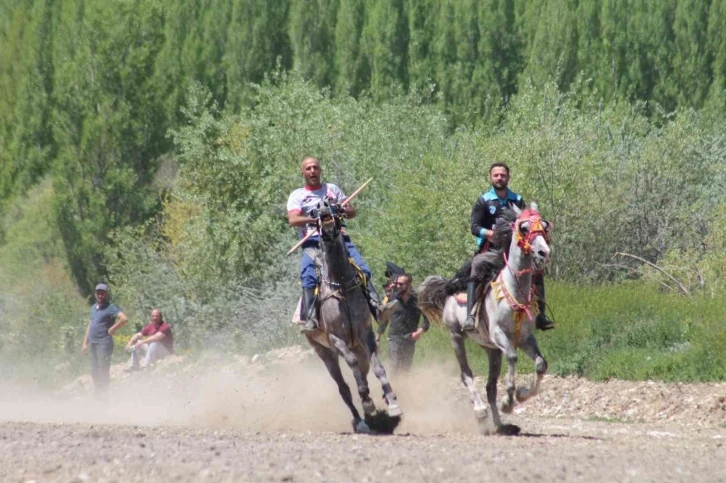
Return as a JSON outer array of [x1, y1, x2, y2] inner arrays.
[[515, 387, 534, 403], [354, 420, 372, 434], [362, 400, 376, 416], [387, 404, 403, 418], [500, 402, 514, 415], [365, 410, 401, 434], [474, 406, 488, 420], [495, 424, 521, 436]]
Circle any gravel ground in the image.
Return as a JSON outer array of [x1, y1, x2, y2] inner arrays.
[[1, 347, 724, 482], [1, 418, 724, 483]]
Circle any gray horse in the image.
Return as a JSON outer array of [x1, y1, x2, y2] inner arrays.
[[418, 203, 551, 434], [305, 199, 402, 433]]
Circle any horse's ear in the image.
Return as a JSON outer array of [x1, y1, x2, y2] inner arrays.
[[511, 204, 522, 217], [529, 200, 539, 212]]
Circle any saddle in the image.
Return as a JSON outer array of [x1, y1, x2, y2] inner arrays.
[[291, 247, 368, 325], [454, 283, 492, 337]]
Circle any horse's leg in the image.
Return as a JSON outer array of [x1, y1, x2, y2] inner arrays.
[[450, 331, 487, 419], [490, 325, 517, 414], [483, 347, 504, 429], [328, 334, 375, 418], [351, 344, 377, 416], [368, 349, 402, 417], [309, 340, 363, 429], [515, 334, 548, 403]]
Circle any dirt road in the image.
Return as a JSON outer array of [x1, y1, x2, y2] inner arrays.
[[1, 348, 724, 482], [2, 418, 724, 482]]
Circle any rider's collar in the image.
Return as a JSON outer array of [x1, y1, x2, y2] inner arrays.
[[482, 187, 520, 205], [303, 182, 324, 191]]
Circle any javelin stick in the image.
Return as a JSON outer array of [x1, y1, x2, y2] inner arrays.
[[286, 177, 374, 256]]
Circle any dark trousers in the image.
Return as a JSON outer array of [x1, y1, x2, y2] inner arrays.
[[388, 337, 416, 374], [89, 341, 114, 396]]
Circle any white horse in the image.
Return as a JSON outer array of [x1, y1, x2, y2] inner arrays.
[[418, 203, 552, 434]]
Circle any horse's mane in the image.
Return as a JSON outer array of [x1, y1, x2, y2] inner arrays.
[[446, 208, 517, 294]]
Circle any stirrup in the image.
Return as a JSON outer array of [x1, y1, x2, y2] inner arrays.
[[301, 318, 318, 333], [461, 316, 476, 331], [535, 316, 555, 331]]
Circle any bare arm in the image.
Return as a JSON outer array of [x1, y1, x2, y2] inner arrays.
[[82, 321, 91, 354], [134, 331, 166, 348], [126, 332, 142, 349], [108, 312, 128, 336], [288, 212, 315, 228]]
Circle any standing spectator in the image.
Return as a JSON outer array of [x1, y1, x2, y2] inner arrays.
[[375, 274, 430, 374], [125, 309, 174, 372], [81, 283, 127, 397]]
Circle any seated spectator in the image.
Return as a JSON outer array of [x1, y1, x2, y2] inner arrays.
[[125, 309, 173, 371]]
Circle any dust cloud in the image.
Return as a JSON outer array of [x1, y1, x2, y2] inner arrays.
[[0, 349, 478, 435]]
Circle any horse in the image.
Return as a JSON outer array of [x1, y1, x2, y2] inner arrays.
[[304, 198, 403, 433], [418, 202, 551, 435]]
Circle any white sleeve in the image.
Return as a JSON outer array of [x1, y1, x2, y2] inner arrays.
[[286, 190, 302, 214], [328, 184, 347, 203]]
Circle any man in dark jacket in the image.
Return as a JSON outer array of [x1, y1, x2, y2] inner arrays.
[[461, 163, 554, 332], [375, 273, 429, 374]]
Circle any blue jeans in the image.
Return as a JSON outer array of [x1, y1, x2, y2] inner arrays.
[[300, 236, 371, 289], [89, 340, 114, 395]]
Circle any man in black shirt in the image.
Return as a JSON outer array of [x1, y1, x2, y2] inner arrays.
[[375, 273, 430, 374], [462, 163, 555, 332]]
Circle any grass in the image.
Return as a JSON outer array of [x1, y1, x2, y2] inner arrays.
[[407, 281, 726, 383]]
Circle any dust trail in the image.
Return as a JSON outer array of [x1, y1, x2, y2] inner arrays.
[[0, 349, 481, 435]]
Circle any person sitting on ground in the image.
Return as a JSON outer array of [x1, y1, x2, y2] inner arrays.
[[125, 309, 174, 371]]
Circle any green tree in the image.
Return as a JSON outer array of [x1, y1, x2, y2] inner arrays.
[[51, 0, 166, 294], [360, 0, 409, 102], [224, 0, 292, 110], [706, 0, 726, 110], [672, 0, 712, 109], [334, 0, 366, 95], [288, 0, 338, 86]]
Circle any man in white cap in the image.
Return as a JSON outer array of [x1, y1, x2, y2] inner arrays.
[[81, 283, 128, 397]]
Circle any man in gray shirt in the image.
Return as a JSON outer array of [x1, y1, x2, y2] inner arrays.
[[82, 283, 127, 397], [375, 274, 429, 374]]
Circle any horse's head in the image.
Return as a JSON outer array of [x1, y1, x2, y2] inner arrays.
[[511, 202, 552, 269], [311, 198, 345, 243]]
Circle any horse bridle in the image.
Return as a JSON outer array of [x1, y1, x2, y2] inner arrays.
[[513, 209, 551, 256]]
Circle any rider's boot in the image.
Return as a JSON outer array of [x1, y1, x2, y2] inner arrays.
[[460, 281, 477, 331], [301, 287, 319, 333], [534, 274, 555, 331]]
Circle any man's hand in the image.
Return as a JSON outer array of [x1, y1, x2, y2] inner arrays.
[[108, 327, 116, 336], [134, 339, 146, 349], [411, 328, 424, 341], [81, 343, 88, 355]]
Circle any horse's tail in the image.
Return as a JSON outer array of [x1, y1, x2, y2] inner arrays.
[[418, 275, 453, 325]]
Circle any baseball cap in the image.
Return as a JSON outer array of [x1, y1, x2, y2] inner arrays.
[[95, 283, 109, 292]]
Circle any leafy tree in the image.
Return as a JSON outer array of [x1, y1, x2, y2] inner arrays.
[[288, 0, 338, 86], [224, 0, 292, 110], [51, 0, 166, 294], [334, 0, 366, 95], [360, 0, 409, 101]]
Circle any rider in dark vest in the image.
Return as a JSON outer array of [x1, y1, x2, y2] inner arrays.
[[461, 162, 555, 332]]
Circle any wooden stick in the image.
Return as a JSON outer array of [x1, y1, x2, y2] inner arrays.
[[286, 178, 374, 255], [613, 252, 691, 297]]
